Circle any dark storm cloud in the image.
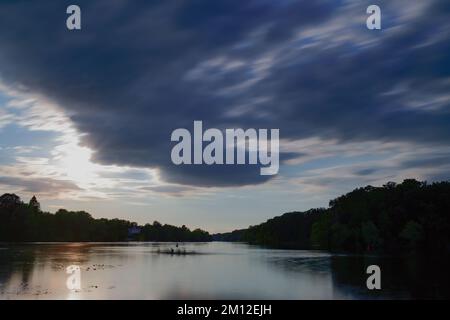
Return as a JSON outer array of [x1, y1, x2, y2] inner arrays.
[[0, 0, 449, 187], [159, 163, 272, 187]]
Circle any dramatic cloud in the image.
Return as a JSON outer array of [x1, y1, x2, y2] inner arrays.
[[0, 0, 449, 188]]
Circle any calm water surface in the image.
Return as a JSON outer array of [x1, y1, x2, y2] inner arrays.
[[0, 242, 448, 299]]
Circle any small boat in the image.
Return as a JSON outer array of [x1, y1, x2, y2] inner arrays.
[[154, 248, 196, 255]]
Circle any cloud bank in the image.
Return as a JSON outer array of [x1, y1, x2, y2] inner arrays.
[[0, 0, 449, 188]]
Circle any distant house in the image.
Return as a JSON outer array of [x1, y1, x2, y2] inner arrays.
[[127, 226, 141, 240]]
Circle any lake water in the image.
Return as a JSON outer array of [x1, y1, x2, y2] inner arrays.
[[0, 242, 448, 299]]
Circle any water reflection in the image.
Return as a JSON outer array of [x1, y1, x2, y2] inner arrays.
[[0, 242, 448, 299]]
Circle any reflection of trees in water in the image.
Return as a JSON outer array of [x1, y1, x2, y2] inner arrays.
[[330, 255, 450, 299], [0, 246, 36, 293], [0, 244, 96, 295], [329, 255, 380, 299], [266, 255, 332, 274], [400, 255, 450, 299], [262, 253, 450, 299]]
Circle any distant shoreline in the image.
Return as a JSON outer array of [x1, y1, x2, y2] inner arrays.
[[2, 179, 450, 255]]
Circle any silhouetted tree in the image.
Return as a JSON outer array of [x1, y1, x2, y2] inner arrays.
[[29, 196, 40, 211]]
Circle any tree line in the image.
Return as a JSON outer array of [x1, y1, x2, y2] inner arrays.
[[2, 179, 450, 252], [0, 194, 211, 242], [215, 179, 450, 254]]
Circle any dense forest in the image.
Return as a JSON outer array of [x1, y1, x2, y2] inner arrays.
[[215, 179, 450, 254], [2, 179, 450, 253], [0, 194, 211, 242]]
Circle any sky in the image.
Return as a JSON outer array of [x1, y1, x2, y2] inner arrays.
[[0, 0, 449, 233]]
